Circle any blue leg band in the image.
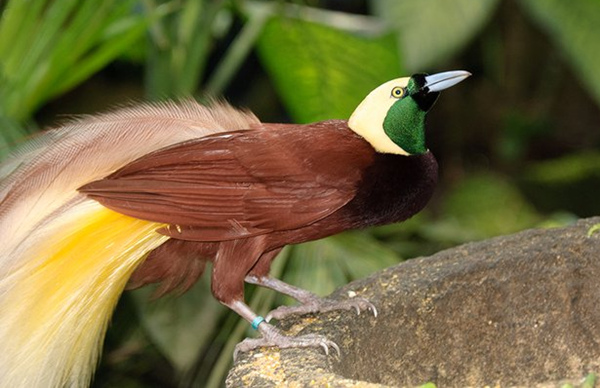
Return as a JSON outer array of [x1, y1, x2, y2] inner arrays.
[[251, 316, 265, 330]]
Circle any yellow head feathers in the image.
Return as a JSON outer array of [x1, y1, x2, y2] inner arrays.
[[348, 77, 412, 155]]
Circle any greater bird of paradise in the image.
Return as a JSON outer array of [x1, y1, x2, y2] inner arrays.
[[0, 70, 470, 387]]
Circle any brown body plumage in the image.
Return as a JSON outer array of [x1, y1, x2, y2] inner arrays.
[[81, 120, 437, 304]]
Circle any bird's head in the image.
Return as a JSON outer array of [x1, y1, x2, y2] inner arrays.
[[348, 70, 471, 155]]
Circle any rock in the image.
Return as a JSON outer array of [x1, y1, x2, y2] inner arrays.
[[227, 217, 600, 387]]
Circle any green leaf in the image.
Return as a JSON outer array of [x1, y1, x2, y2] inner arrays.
[[130, 278, 226, 373], [0, 115, 28, 160], [284, 233, 401, 300], [257, 16, 401, 123], [144, 0, 227, 100], [519, 0, 600, 106], [285, 238, 347, 298], [523, 152, 600, 184], [520, 152, 600, 217], [588, 225, 600, 238], [432, 173, 540, 242], [332, 232, 401, 280], [371, 0, 499, 71], [205, 6, 270, 97], [582, 373, 597, 388], [46, 15, 149, 100], [0, 0, 152, 123]]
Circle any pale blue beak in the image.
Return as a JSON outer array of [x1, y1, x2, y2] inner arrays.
[[424, 70, 471, 92]]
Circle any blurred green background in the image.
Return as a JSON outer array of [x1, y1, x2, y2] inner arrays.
[[1, 0, 599, 386]]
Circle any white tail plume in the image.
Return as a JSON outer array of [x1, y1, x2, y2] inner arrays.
[[0, 100, 259, 387]]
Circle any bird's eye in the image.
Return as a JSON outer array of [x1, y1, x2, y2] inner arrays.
[[391, 86, 405, 99]]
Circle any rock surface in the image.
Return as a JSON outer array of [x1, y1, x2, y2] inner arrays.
[[227, 217, 600, 387]]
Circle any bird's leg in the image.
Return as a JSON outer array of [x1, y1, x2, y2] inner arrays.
[[226, 299, 339, 360], [245, 274, 377, 322], [244, 248, 318, 304], [212, 240, 339, 359], [246, 250, 377, 322], [246, 274, 319, 303]]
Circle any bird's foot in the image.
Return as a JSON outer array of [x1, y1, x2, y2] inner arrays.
[[234, 322, 339, 360], [265, 295, 377, 322]]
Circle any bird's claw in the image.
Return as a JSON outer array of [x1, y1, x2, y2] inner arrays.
[[349, 297, 378, 317], [233, 324, 340, 361], [233, 296, 377, 361], [265, 296, 377, 322]]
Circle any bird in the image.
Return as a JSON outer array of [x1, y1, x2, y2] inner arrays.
[[0, 70, 469, 387]]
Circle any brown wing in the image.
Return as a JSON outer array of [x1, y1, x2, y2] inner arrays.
[[80, 120, 375, 241]]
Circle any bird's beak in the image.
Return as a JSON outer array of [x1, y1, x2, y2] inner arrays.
[[424, 70, 471, 93]]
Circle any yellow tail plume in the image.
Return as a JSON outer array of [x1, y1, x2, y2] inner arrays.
[[0, 100, 259, 387], [0, 200, 167, 387]]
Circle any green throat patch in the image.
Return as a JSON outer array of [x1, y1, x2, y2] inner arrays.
[[383, 97, 427, 155]]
